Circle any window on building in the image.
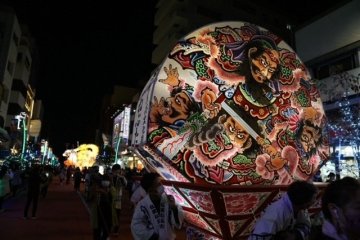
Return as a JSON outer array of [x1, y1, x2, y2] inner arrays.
[[6, 61, 14, 75], [313, 53, 358, 79], [12, 32, 19, 46], [11, 79, 27, 99], [25, 56, 31, 71], [20, 38, 28, 46], [7, 102, 24, 116], [17, 53, 23, 62], [2, 88, 9, 102]]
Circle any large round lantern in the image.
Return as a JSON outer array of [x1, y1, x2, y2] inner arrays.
[[131, 21, 329, 239]]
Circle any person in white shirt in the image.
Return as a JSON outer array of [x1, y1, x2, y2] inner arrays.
[[131, 172, 184, 240], [249, 180, 317, 240], [130, 179, 147, 208]]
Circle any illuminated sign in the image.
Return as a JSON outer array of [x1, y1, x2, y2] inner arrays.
[[122, 107, 131, 144], [112, 106, 131, 148]]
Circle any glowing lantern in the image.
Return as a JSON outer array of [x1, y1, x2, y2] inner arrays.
[[29, 119, 41, 137], [63, 144, 99, 169], [132, 21, 329, 239]]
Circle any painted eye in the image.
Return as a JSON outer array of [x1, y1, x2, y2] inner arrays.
[[301, 135, 309, 142], [175, 97, 181, 104], [225, 88, 235, 98], [261, 58, 268, 67], [237, 133, 245, 139], [268, 68, 275, 73], [229, 126, 235, 133]]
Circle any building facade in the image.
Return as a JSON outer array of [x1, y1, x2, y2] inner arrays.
[[0, 6, 42, 161], [152, 0, 295, 65], [295, 0, 360, 179], [0, 7, 22, 128]]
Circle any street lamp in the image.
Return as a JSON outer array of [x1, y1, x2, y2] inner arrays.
[[15, 112, 27, 165], [114, 131, 123, 164], [42, 140, 48, 165]]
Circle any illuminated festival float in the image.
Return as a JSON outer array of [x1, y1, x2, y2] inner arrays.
[[131, 21, 329, 239], [62, 144, 99, 169]]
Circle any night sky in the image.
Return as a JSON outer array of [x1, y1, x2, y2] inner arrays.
[[1, 1, 156, 156]]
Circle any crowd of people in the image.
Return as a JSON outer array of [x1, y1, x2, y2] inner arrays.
[[0, 163, 52, 215], [81, 163, 360, 240], [248, 177, 360, 240], [73, 164, 183, 240], [1, 161, 359, 240]]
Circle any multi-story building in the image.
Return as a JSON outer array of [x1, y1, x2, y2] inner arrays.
[[95, 85, 142, 169], [152, 0, 296, 65], [96, 86, 139, 145], [0, 6, 41, 159], [6, 33, 33, 128], [295, 0, 360, 179], [0, 7, 21, 128], [0, 7, 22, 156]]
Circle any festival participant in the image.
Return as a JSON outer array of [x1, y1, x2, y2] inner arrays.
[[249, 180, 317, 240], [310, 177, 360, 240], [24, 165, 45, 219], [73, 167, 82, 192], [131, 172, 184, 240], [111, 164, 127, 235], [130, 177, 146, 208]]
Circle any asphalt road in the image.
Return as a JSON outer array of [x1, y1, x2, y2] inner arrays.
[[0, 177, 187, 240]]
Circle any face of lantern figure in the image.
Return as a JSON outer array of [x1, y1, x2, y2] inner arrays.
[[150, 88, 197, 126], [248, 47, 280, 84], [223, 116, 252, 150], [299, 121, 321, 155]]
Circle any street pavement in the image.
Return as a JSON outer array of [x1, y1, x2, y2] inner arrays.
[[0, 178, 187, 240], [0, 180, 92, 240]]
